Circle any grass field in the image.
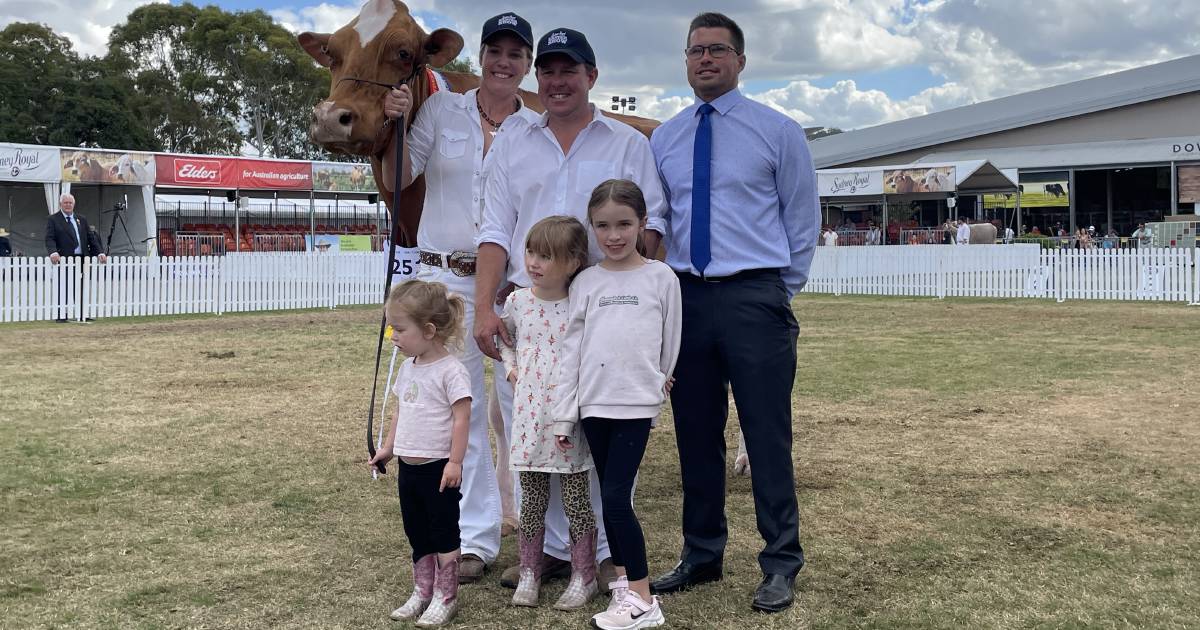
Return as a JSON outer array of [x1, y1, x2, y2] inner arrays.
[[2, 295, 1198, 629]]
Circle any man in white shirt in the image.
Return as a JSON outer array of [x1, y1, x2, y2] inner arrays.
[[473, 27, 667, 588], [956, 218, 971, 245]]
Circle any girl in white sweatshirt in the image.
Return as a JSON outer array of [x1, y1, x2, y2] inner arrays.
[[553, 179, 681, 630]]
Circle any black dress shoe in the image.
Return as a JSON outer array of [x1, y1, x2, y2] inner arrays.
[[649, 560, 723, 594], [752, 574, 795, 613], [55, 318, 69, 323]]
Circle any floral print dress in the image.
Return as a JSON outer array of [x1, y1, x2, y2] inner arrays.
[[499, 288, 593, 473]]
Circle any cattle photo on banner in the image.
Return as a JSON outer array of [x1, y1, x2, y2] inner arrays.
[[884, 166, 956, 194], [312, 162, 376, 193], [58, 148, 156, 256], [1179, 165, 1200, 204]]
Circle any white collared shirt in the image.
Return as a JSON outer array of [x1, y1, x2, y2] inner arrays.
[[477, 105, 667, 288], [408, 88, 540, 254]]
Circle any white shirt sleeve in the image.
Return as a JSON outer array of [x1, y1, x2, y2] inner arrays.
[[658, 267, 682, 378], [476, 131, 518, 253], [407, 92, 440, 180], [552, 279, 589, 436], [624, 134, 668, 236]]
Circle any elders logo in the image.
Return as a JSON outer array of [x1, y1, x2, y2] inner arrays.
[[175, 159, 222, 182]]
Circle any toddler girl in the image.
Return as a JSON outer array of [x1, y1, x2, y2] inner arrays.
[[368, 280, 472, 627]]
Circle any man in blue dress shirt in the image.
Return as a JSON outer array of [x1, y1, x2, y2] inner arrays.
[[647, 12, 820, 613]]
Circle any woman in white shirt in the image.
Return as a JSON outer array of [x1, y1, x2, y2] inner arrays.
[[383, 12, 541, 584]]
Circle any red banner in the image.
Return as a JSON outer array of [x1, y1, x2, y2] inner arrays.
[[237, 158, 312, 190], [155, 155, 237, 187], [155, 155, 313, 190]]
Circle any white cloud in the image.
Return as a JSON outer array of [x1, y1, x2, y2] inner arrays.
[[0, 0, 164, 57], [270, 2, 430, 36], [6, 0, 1199, 130]]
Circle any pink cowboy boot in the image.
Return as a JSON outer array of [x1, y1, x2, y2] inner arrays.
[[390, 554, 435, 620], [511, 527, 545, 606], [554, 528, 598, 610], [416, 556, 460, 626]]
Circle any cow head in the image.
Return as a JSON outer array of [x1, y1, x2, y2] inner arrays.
[[299, 0, 463, 157]]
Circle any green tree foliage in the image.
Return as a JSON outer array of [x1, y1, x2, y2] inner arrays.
[[0, 23, 152, 148], [105, 2, 332, 158]]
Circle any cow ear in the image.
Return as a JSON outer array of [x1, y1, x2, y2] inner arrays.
[[423, 28, 464, 69], [299, 32, 334, 67]]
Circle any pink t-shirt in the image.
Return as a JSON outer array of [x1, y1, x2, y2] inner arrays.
[[391, 354, 472, 458]]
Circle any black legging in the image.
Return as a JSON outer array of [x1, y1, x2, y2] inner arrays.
[[581, 417, 651, 581]]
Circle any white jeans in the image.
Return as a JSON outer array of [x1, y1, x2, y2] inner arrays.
[[492, 303, 611, 563], [416, 266, 501, 563]]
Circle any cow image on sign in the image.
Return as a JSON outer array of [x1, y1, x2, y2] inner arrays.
[[298, 0, 659, 247]]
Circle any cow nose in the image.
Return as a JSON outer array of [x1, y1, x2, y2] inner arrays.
[[311, 101, 356, 143]]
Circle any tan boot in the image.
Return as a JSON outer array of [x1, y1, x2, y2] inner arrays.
[[511, 528, 544, 607], [554, 529, 598, 610]]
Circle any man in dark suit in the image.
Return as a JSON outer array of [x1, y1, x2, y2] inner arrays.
[[45, 193, 107, 322]]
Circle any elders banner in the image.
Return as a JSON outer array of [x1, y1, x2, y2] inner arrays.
[[155, 156, 314, 190], [237, 158, 311, 190], [155, 154, 238, 188]]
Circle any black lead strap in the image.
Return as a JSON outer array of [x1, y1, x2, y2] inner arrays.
[[363, 64, 423, 475]]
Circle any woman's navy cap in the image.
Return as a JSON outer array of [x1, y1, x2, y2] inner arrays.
[[481, 13, 534, 48]]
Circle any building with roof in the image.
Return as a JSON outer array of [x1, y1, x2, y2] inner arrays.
[[809, 53, 1200, 237]]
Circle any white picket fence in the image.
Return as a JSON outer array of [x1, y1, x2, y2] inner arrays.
[[2, 247, 1197, 323], [803, 245, 1200, 303], [0, 253, 385, 322]]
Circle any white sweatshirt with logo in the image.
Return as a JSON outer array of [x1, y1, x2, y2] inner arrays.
[[552, 260, 682, 435]]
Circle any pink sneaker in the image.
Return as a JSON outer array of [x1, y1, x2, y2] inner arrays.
[[590, 589, 664, 630]]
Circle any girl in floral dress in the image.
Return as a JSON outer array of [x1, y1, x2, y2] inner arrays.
[[499, 215, 598, 610]]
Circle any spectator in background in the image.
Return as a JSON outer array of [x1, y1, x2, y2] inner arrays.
[[0, 226, 12, 257], [1003, 226, 1015, 244], [1132, 223, 1151, 247], [822, 226, 838, 246], [865, 220, 881, 245], [1030, 226, 1042, 235], [955, 218, 970, 245], [838, 216, 856, 233], [45, 193, 108, 323]]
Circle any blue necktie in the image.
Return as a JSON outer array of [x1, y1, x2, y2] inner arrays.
[[68, 215, 81, 254], [691, 103, 714, 274]]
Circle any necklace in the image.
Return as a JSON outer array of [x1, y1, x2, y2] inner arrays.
[[477, 95, 519, 131]]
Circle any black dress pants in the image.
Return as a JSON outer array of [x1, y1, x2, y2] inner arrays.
[[669, 269, 804, 577]]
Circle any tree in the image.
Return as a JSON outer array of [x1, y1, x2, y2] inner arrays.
[[438, 58, 474, 74], [0, 22, 152, 148], [191, 9, 332, 159]]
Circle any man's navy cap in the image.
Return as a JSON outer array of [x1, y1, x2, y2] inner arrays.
[[535, 28, 596, 67], [481, 13, 534, 48]]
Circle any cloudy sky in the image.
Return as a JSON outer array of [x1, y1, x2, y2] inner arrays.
[[5, 0, 1199, 130]]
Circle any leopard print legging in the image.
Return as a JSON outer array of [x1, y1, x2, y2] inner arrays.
[[518, 470, 595, 541]]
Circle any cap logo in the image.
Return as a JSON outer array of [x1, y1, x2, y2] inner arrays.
[[547, 31, 568, 46], [498, 15, 518, 27]]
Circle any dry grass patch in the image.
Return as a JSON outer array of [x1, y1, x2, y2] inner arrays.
[[2, 296, 1198, 629]]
